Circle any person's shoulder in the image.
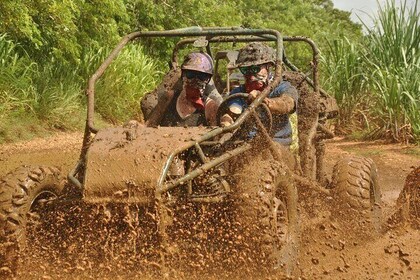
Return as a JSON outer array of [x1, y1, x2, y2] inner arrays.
[[277, 81, 294, 90], [271, 81, 291, 94], [204, 78, 223, 104], [269, 80, 298, 99]]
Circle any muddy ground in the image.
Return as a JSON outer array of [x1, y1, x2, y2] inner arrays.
[[0, 133, 419, 279]]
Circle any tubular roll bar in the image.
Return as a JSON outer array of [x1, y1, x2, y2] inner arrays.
[[71, 26, 286, 192], [70, 26, 326, 192], [86, 27, 284, 134]]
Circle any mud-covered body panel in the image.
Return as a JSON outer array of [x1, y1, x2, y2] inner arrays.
[[84, 125, 211, 203]]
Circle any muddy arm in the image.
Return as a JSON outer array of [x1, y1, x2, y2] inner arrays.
[[265, 95, 295, 115]]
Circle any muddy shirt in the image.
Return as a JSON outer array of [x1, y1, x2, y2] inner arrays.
[[159, 90, 208, 127], [230, 81, 298, 145]]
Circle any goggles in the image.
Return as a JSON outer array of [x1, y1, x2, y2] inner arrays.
[[239, 65, 263, 76], [184, 70, 211, 81]]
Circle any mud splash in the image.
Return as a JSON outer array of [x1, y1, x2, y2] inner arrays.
[[19, 200, 287, 280], [389, 166, 420, 229], [1, 134, 419, 279]]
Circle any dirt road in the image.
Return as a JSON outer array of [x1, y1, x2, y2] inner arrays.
[[0, 133, 419, 279], [301, 138, 420, 279]]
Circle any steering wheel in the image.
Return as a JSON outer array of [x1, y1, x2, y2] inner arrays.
[[216, 92, 273, 137]]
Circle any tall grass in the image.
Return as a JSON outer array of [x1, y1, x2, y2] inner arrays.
[[0, 34, 84, 131], [30, 61, 84, 129], [95, 44, 161, 123], [0, 33, 162, 142], [321, 0, 419, 143], [320, 38, 368, 125], [0, 34, 37, 118], [364, 0, 420, 142]]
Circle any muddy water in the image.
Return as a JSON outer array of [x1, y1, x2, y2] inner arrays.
[[1, 133, 419, 279]]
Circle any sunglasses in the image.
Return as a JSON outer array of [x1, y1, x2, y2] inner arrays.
[[239, 65, 263, 75], [184, 70, 211, 81]]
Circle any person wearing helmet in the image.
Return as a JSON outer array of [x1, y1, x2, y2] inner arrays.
[[220, 42, 298, 146], [143, 52, 222, 127]]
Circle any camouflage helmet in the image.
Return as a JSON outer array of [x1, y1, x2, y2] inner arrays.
[[181, 52, 214, 75], [235, 42, 275, 67]]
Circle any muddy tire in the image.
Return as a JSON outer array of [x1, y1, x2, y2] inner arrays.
[[0, 165, 64, 277], [331, 156, 382, 233], [235, 160, 298, 276]]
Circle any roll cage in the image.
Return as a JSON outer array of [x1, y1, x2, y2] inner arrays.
[[68, 26, 326, 199]]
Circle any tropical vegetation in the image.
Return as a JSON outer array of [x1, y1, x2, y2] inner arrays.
[[0, 0, 418, 143], [322, 0, 419, 143]]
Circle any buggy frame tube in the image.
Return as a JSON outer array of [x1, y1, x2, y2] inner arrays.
[[71, 27, 294, 195], [77, 27, 284, 191], [86, 28, 283, 134], [69, 27, 327, 192], [158, 143, 251, 194]]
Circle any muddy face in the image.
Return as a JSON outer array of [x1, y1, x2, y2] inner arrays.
[[82, 126, 211, 203]]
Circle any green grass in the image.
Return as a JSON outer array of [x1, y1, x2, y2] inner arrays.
[[0, 35, 162, 142], [320, 37, 367, 122], [0, 116, 49, 143], [0, 34, 85, 127], [364, 0, 420, 142], [320, 0, 419, 143], [94, 44, 162, 123], [400, 147, 420, 156]]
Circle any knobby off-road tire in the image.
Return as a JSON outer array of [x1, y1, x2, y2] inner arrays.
[[0, 165, 64, 277], [331, 156, 382, 233], [235, 160, 298, 277]]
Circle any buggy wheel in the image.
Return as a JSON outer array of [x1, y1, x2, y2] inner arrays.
[[331, 156, 382, 233], [0, 165, 64, 277], [236, 160, 298, 276]]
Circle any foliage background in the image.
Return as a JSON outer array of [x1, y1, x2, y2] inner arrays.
[[0, 0, 418, 143]]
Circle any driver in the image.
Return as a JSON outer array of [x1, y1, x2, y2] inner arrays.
[[143, 52, 222, 127], [220, 42, 298, 146]]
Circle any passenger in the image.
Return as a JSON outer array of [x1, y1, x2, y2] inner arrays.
[[220, 42, 298, 146], [143, 52, 222, 127]]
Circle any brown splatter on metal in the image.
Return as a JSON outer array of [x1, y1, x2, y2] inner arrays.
[[84, 126, 211, 203], [283, 71, 319, 180]]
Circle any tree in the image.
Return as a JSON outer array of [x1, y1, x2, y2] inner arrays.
[[0, 0, 130, 65]]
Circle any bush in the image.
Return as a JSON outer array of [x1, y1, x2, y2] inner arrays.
[[94, 44, 162, 123]]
